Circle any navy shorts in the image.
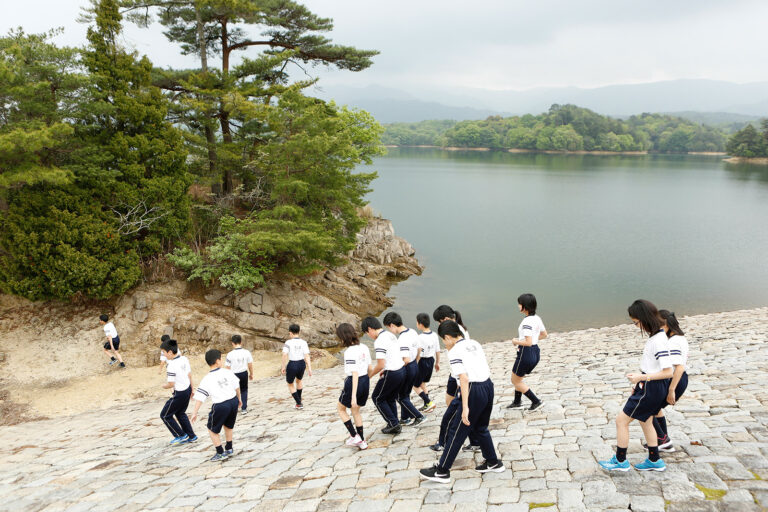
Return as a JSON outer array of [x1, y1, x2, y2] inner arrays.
[[104, 336, 120, 350], [339, 375, 370, 408], [623, 379, 671, 421], [286, 360, 306, 383], [512, 345, 540, 377], [414, 357, 435, 386], [446, 375, 457, 397], [207, 396, 239, 434], [660, 372, 688, 409]]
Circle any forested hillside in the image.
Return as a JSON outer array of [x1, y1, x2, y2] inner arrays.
[[383, 104, 728, 152]]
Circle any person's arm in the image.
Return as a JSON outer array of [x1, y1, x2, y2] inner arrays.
[[189, 395, 204, 422], [188, 371, 195, 398], [236, 386, 242, 409], [248, 362, 254, 380], [415, 347, 422, 363], [459, 373, 470, 426], [162, 365, 175, 389], [666, 364, 685, 404], [627, 367, 674, 384], [305, 353, 312, 377], [539, 330, 548, 340], [368, 359, 385, 378], [434, 349, 440, 371], [351, 371, 359, 408], [281, 352, 288, 374], [514, 336, 534, 347]]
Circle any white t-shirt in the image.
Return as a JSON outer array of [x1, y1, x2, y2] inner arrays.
[[398, 328, 420, 362], [226, 347, 254, 374], [418, 331, 440, 359], [160, 348, 181, 363], [103, 322, 118, 339], [194, 368, 239, 404], [344, 345, 371, 377], [374, 330, 405, 371], [283, 338, 310, 361], [448, 338, 490, 382], [641, 330, 673, 374], [668, 335, 689, 368], [518, 315, 545, 345], [166, 355, 192, 391]]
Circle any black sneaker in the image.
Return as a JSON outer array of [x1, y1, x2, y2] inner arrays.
[[118, 362, 126, 369], [462, 444, 481, 452], [429, 442, 444, 452], [507, 401, 524, 409], [381, 424, 402, 435], [527, 400, 543, 412], [476, 460, 506, 473], [642, 436, 675, 452], [412, 416, 428, 426], [419, 464, 450, 483], [400, 418, 414, 426]]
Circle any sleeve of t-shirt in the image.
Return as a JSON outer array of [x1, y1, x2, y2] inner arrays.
[[668, 337, 683, 366], [344, 348, 355, 374], [448, 347, 467, 377], [166, 364, 176, 383], [374, 337, 386, 360], [246, 351, 254, 364], [194, 379, 209, 403], [400, 338, 410, 353], [302, 340, 310, 356], [653, 337, 673, 370], [160, 351, 167, 363], [521, 319, 535, 338], [539, 318, 546, 332], [282, 343, 289, 354], [225, 353, 232, 366]]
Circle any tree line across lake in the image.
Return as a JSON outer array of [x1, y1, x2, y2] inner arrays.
[[0, 0, 381, 302], [383, 105, 766, 154]]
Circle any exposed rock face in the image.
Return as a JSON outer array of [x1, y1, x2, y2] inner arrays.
[[107, 218, 422, 364]]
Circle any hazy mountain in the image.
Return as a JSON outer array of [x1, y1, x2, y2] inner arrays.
[[313, 80, 768, 123]]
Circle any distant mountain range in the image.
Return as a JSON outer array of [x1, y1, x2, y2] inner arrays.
[[309, 80, 768, 124]]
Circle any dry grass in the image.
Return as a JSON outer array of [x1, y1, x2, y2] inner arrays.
[[358, 204, 381, 220], [0, 387, 46, 426], [142, 254, 181, 284]]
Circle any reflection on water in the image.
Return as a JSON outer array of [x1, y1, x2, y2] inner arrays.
[[363, 149, 768, 341]]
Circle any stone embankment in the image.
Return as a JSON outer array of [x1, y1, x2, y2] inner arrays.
[[1, 307, 767, 511]]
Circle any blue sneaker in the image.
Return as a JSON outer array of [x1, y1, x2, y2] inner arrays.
[[598, 455, 631, 472], [187, 435, 198, 443], [224, 449, 233, 458], [635, 458, 666, 472], [170, 434, 189, 446], [169, 436, 182, 445], [209, 453, 227, 462]]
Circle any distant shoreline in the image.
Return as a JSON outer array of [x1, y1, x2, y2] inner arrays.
[[723, 156, 768, 165], [383, 145, 726, 156]]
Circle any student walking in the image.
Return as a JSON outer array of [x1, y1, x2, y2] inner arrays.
[[383, 312, 427, 426], [225, 335, 254, 414], [190, 349, 242, 462], [281, 324, 312, 409], [648, 309, 689, 452], [364, 316, 406, 434], [508, 294, 546, 412], [336, 323, 372, 450], [430, 305, 476, 453], [420, 321, 505, 483], [159, 339, 197, 445], [599, 299, 674, 472], [99, 314, 125, 368], [415, 313, 439, 412]]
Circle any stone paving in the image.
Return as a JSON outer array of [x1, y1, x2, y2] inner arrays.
[[2, 308, 768, 512]]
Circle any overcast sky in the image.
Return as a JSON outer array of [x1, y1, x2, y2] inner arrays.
[[3, 0, 768, 91]]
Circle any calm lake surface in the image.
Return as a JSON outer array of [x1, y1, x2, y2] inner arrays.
[[363, 148, 768, 341]]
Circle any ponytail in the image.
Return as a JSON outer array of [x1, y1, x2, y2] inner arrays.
[[659, 309, 684, 337]]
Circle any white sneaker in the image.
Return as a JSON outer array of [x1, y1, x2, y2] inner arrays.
[[345, 435, 362, 446], [358, 440, 368, 450]]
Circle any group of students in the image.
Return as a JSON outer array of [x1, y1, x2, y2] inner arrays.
[[101, 291, 689, 481]]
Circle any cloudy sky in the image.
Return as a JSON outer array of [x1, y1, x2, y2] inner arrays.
[[3, 0, 768, 91]]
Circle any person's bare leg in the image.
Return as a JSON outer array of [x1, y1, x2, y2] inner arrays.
[[616, 412, 632, 448], [223, 426, 233, 443], [640, 417, 658, 447], [511, 373, 529, 393], [208, 430, 221, 447], [337, 401, 350, 422]]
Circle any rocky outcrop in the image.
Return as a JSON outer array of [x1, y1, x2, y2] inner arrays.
[[107, 218, 422, 364]]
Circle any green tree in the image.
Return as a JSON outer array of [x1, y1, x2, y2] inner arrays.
[[726, 124, 764, 157]]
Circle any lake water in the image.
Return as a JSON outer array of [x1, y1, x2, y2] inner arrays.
[[363, 148, 768, 341]]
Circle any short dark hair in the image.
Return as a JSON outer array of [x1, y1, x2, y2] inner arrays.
[[659, 310, 684, 337], [288, 324, 300, 334], [160, 339, 178, 354], [437, 320, 463, 339], [416, 313, 430, 328], [160, 334, 170, 342], [382, 312, 403, 327], [231, 334, 242, 344], [628, 299, 663, 336], [433, 305, 455, 322], [336, 323, 360, 347], [361, 316, 382, 332], [99, 314, 109, 322], [518, 293, 537, 316], [205, 349, 221, 366]]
